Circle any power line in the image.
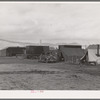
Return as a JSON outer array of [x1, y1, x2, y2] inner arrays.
[[0, 38, 36, 45]]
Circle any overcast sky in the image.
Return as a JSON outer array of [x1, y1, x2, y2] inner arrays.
[[0, 2, 100, 44]]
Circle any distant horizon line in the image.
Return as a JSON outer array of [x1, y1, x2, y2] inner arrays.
[[0, 38, 100, 45]]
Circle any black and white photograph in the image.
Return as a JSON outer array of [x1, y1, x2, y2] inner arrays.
[[0, 2, 100, 90]]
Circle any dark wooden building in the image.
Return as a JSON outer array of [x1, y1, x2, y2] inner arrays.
[[24, 46, 49, 59], [0, 47, 25, 57]]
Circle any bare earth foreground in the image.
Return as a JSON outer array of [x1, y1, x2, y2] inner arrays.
[[0, 57, 100, 90]]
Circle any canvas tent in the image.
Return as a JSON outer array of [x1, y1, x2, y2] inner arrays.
[[59, 45, 84, 64], [80, 45, 100, 64]]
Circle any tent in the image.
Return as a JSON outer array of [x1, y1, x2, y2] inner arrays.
[[59, 45, 84, 64], [80, 45, 100, 65]]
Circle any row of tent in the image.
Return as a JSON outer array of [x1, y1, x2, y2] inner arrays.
[[59, 44, 100, 65], [0, 44, 100, 65]]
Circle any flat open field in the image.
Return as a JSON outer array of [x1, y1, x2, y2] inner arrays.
[[0, 57, 100, 90]]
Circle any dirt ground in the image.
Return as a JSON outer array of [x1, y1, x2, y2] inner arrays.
[[0, 57, 100, 90]]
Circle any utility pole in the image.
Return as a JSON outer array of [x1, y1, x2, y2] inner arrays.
[[40, 39, 42, 45]]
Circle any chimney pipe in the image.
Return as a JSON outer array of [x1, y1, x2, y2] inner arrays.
[[97, 44, 99, 56]]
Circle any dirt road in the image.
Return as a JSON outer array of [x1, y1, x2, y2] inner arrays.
[[0, 57, 100, 90]]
